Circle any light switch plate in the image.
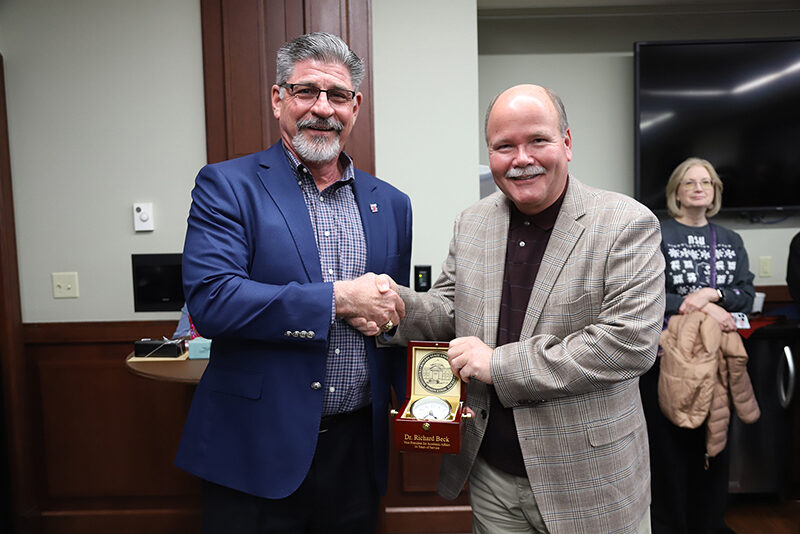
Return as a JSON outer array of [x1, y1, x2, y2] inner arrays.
[[52, 272, 79, 298], [758, 256, 772, 277], [133, 202, 154, 232]]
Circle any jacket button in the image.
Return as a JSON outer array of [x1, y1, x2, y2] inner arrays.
[[284, 331, 291, 337], [308, 330, 315, 338], [300, 330, 308, 338], [481, 410, 487, 419], [311, 382, 322, 390], [292, 331, 300, 337]]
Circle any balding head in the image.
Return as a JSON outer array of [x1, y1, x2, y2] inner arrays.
[[485, 84, 573, 215], [485, 85, 568, 145]]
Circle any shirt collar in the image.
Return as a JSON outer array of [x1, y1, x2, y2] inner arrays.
[[509, 176, 568, 231], [281, 140, 355, 187]]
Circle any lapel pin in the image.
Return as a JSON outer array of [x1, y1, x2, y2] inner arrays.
[[370, 203, 378, 213]]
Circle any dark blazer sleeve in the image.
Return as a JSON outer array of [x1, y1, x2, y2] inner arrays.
[[182, 156, 333, 344]]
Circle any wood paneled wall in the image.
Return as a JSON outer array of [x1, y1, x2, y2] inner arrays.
[[201, 0, 375, 171], [14, 320, 474, 534], [23, 321, 201, 534]]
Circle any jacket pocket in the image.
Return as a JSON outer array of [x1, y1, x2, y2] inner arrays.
[[205, 367, 263, 400], [540, 292, 594, 333], [586, 411, 643, 447]]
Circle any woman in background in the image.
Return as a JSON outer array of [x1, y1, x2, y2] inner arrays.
[[641, 157, 755, 534]]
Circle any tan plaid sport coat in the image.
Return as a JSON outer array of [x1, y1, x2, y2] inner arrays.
[[394, 177, 665, 534]]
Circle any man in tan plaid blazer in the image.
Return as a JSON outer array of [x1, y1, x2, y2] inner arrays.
[[387, 85, 665, 533]]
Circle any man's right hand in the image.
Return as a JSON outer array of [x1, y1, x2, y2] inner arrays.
[[334, 273, 404, 336]]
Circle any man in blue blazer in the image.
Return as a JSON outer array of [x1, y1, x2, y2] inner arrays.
[[175, 32, 412, 533]]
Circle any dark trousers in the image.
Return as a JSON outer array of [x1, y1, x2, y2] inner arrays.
[[640, 361, 735, 534], [202, 405, 378, 534]]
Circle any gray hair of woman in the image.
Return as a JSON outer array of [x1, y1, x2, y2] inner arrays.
[[276, 32, 365, 92], [665, 156, 724, 218]]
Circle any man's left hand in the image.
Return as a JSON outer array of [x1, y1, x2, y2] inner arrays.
[[447, 336, 493, 384]]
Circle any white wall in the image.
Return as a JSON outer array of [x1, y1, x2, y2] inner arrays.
[[2, 1, 797, 324], [478, 8, 800, 287], [0, 0, 206, 322], [372, 0, 480, 277]]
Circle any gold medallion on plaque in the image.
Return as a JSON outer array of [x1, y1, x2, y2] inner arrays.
[[392, 341, 467, 453], [417, 351, 458, 394]]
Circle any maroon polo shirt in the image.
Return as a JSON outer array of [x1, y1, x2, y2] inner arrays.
[[479, 183, 567, 477]]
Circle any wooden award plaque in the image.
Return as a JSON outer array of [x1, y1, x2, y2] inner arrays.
[[393, 341, 465, 454]]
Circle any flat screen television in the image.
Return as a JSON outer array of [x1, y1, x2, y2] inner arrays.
[[634, 37, 800, 216]]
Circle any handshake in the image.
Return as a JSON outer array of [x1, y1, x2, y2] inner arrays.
[[334, 273, 404, 336]]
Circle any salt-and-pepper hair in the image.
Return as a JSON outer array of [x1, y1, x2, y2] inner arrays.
[[484, 86, 569, 145], [276, 32, 365, 91]]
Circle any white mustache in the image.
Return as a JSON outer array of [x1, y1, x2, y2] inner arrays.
[[505, 165, 546, 179], [297, 117, 344, 133]]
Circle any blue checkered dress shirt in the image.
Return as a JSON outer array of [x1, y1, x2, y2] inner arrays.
[[283, 144, 370, 415]]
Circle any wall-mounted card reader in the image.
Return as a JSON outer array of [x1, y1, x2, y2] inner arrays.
[[414, 265, 432, 292]]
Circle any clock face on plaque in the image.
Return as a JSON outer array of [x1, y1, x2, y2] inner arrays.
[[417, 351, 458, 394], [410, 395, 451, 420]]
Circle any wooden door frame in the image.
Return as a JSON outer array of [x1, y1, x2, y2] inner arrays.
[[0, 54, 39, 533]]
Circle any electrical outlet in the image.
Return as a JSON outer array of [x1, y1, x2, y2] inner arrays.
[[758, 256, 773, 278], [52, 272, 79, 298]]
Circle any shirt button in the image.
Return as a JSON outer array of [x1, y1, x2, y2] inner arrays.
[[519, 241, 526, 247], [319, 195, 324, 202], [297, 180, 302, 186], [324, 231, 330, 237], [328, 268, 334, 275], [311, 382, 322, 390], [334, 348, 340, 355], [329, 387, 335, 393], [523, 221, 531, 226]]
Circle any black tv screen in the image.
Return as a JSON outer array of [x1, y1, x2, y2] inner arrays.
[[635, 37, 800, 215]]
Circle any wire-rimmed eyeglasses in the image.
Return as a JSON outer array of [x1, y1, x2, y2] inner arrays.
[[281, 83, 356, 106]]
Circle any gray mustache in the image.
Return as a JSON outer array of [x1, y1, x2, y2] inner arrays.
[[297, 117, 344, 133], [505, 165, 546, 178]]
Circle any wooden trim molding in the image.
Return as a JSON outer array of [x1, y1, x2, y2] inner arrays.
[[756, 284, 792, 304], [0, 53, 41, 534], [22, 321, 178, 345], [200, 0, 227, 164]]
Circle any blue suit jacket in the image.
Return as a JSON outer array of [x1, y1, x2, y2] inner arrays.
[[175, 142, 412, 499]]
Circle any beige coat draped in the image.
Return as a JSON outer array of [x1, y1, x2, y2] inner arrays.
[[394, 178, 665, 534], [658, 311, 760, 458]]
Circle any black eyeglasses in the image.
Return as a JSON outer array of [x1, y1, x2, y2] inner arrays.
[[281, 83, 356, 106]]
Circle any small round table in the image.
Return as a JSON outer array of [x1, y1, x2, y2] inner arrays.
[[125, 353, 208, 384]]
